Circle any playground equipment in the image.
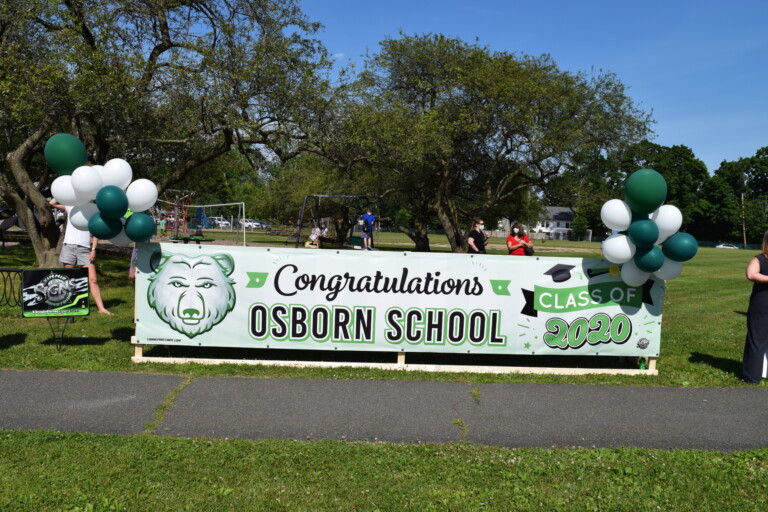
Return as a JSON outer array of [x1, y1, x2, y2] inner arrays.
[[155, 189, 195, 239], [189, 202, 246, 246]]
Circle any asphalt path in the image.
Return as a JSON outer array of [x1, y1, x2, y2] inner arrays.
[[1, 370, 766, 450]]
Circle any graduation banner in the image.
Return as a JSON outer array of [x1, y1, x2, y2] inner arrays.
[[133, 243, 664, 357]]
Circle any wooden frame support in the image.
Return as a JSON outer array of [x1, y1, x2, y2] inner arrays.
[[130, 339, 658, 375]]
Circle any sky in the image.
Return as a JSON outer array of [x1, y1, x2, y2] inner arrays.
[[302, 0, 768, 173]]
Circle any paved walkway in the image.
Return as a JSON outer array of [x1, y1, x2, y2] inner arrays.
[[1, 369, 766, 450]]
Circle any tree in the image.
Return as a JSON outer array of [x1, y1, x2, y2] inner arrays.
[[330, 34, 651, 251], [617, 141, 709, 235], [703, 147, 768, 244], [543, 147, 626, 237], [1, 0, 328, 266]]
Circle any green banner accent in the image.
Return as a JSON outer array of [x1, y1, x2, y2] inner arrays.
[[534, 282, 642, 313], [52, 293, 89, 311], [24, 310, 90, 318], [246, 272, 269, 288], [489, 279, 511, 296]]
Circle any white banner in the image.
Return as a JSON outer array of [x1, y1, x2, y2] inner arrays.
[[134, 243, 664, 357]]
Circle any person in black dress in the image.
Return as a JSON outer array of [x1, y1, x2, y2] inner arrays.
[[467, 218, 488, 254], [743, 230, 768, 384]]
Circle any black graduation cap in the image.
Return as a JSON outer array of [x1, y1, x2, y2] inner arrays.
[[544, 264, 575, 283]]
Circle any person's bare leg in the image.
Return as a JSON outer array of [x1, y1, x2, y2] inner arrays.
[[84, 263, 112, 315]]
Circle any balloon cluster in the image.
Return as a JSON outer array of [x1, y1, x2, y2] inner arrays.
[[45, 133, 158, 244], [600, 168, 698, 287]]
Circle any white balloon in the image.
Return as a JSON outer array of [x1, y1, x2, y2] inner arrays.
[[70, 166, 103, 202], [600, 199, 633, 231], [653, 259, 684, 281], [91, 165, 104, 180], [51, 175, 85, 206], [69, 202, 99, 231], [651, 204, 683, 244], [102, 158, 133, 190], [126, 179, 158, 212], [620, 259, 651, 287], [602, 234, 636, 264]]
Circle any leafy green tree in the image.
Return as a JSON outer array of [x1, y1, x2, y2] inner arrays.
[[703, 147, 768, 244], [1, 0, 328, 266], [543, 147, 626, 237], [546, 142, 710, 238], [331, 34, 651, 251], [618, 141, 709, 235]]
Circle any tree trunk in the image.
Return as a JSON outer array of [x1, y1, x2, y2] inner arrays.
[[435, 202, 467, 253], [4, 168, 62, 268], [434, 186, 467, 253], [395, 223, 430, 252], [3, 121, 63, 268]]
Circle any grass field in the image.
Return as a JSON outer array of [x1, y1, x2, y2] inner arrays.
[[1, 238, 765, 511]]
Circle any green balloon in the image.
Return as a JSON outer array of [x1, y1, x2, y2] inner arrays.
[[624, 169, 667, 214], [88, 213, 123, 239], [96, 185, 129, 219], [634, 246, 665, 272], [662, 232, 698, 262], [627, 219, 659, 248], [44, 133, 88, 175], [124, 213, 156, 243]]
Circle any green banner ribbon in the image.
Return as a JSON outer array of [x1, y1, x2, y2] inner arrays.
[[489, 279, 512, 296], [533, 282, 642, 313], [246, 272, 269, 288]]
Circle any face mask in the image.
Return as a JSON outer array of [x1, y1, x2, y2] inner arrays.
[[513, 228, 519, 234], [479, 224, 485, 231]]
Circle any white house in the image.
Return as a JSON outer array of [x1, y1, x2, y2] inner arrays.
[[532, 206, 574, 239], [499, 206, 591, 240]]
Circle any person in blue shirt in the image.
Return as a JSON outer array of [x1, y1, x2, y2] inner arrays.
[[361, 209, 375, 250]]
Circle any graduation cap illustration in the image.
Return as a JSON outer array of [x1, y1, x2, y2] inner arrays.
[[544, 263, 575, 283]]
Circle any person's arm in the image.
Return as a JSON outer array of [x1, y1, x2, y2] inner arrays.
[[746, 257, 768, 283], [90, 237, 99, 261], [49, 198, 65, 211], [467, 233, 479, 252]]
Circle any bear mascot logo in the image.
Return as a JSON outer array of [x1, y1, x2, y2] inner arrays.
[[147, 252, 236, 338]]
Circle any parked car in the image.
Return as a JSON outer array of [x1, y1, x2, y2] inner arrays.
[[240, 219, 258, 229], [209, 216, 230, 228], [715, 243, 738, 249]]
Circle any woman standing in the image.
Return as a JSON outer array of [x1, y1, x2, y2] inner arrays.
[[49, 199, 112, 315], [467, 218, 488, 254], [742, 230, 768, 383], [507, 222, 533, 256]]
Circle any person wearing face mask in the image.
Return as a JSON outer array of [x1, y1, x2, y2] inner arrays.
[[467, 218, 488, 254], [507, 222, 533, 256]]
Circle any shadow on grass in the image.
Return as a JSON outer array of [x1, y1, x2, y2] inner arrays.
[[41, 336, 111, 347], [0, 333, 27, 350], [142, 345, 642, 370], [101, 298, 126, 310], [111, 327, 135, 342], [734, 311, 747, 317], [689, 351, 742, 374]]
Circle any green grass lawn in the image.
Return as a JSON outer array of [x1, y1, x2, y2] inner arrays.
[[0, 240, 765, 511]]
